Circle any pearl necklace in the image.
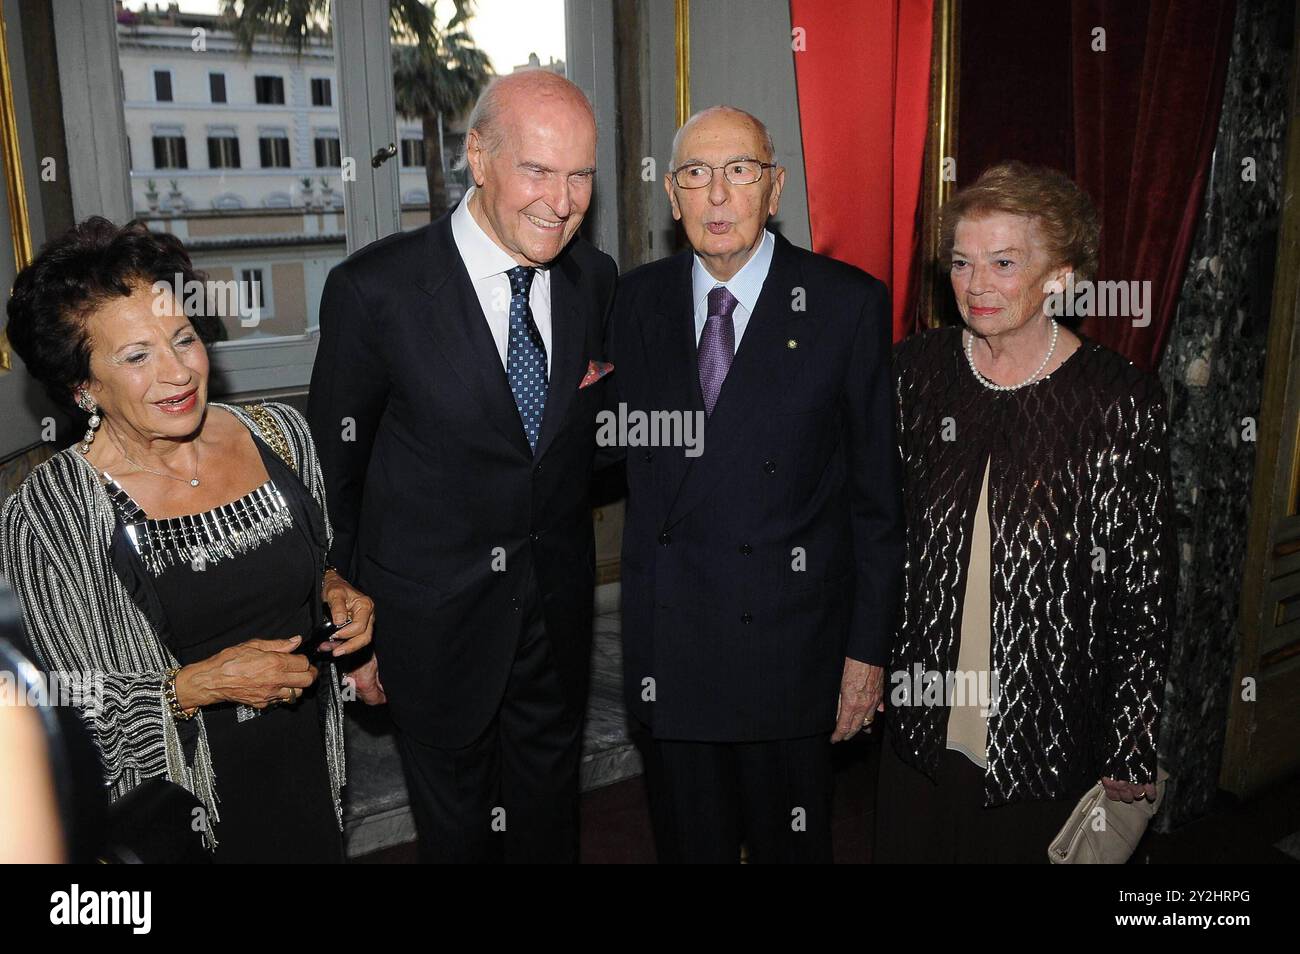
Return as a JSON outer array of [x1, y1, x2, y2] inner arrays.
[[964, 320, 1059, 392]]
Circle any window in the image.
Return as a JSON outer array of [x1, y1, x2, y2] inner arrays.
[[314, 136, 341, 168], [152, 135, 188, 169], [259, 136, 291, 168], [107, 0, 350, 390], [207, 136, 240, 169], [254, 75, 285, 105], [400, 138, 426, 168], [239, 269, 266, 311]]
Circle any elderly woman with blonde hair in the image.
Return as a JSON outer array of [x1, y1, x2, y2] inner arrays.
[[875, 162, 1177, 863]]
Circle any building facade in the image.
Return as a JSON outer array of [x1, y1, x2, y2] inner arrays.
[[116, 3, 472, 341]]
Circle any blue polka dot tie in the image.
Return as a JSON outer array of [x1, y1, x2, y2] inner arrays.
[[506, 265, 548, 453]]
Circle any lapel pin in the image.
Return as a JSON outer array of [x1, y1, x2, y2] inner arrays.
[[787, 338, 798, 349]]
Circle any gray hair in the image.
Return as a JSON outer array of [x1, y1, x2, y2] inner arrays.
[[670, 105, 776, 170], [454, 71, 595, 172]]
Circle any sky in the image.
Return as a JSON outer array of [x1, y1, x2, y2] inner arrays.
[[127, 1, 568, 74]]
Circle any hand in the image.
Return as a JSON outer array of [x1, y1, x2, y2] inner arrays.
[[343, 655, 387, 706], [831, 657, 885, 742], [321, 569, 376, 658], [1101, 777, 1157, 803], [176, 636, 319, 710]]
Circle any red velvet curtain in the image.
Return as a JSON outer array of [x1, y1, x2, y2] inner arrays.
[[790, 0, 934, 343], [1072, 0, 1236, 371], [794, 0, 1235, 367]]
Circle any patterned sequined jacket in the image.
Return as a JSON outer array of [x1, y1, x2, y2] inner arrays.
[[0, 402, 346, 845], [888, 328, 1176, 806]]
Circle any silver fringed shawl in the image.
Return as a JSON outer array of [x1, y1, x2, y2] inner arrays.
[[0, 402, 347, 848]]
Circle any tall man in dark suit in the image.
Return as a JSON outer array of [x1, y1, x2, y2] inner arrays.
[[611, 106, 904, 862], [307, 71, 616, 863]]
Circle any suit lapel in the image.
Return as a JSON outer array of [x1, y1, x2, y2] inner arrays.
[[644, 252, 701, 415], [640, 254, 699, 497], [533, 253, 586, 462], [414, 215, 532, 458], [666, 235, 815, 525]]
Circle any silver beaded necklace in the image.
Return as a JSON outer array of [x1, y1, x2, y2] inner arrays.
[[964, 319, 1060, 392]]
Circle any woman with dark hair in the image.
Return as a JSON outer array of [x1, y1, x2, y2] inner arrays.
[[0, 217, 384, 862], [874, 163, 1177, 863]]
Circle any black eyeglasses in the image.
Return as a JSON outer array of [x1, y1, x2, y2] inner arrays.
[[671, 159, 776, 189]]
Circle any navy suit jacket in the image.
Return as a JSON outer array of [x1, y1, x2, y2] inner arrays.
[[307, 212, 617, 746], [610, 233, 903, 742]]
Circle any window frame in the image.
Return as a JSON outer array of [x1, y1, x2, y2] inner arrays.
[[152, 68, 174, 103], [253, 74, 286, 106], [54, 1, 615, 397], [206, 134, 241, 170], [236, 265, 276, 322], [310, 76, 332, 108], [258, 133, 292, 169], [313, 135, 342, 168], [400, 136, 425, 168], [151, 134, 188, 170]]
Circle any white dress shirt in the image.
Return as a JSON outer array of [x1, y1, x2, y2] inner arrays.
[[450, 186, 553, 375], [691, 228, 776, 352]]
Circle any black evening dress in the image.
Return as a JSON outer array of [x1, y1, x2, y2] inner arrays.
[[104, 474, 343, 863]]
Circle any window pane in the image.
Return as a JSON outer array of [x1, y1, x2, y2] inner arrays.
[[152, 135, 187, 170], [254, 74, 285, 105], [259, 136, 290, 168], [394, 1, 566, 228], [239, 269, 266, 309], [401, 138, 425, 168], [118, 2, 343, 352], [314, 137, 340, 168], [154, 70, 172, 101], [207, 137, 240, 169]]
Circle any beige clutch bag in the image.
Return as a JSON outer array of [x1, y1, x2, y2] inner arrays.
[[1048, 766, 1169, 864]]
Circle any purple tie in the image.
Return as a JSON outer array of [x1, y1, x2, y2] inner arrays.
[[699, 285, 738, 417]]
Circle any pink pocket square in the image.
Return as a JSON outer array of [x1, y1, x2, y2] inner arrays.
[[579, 360, 614, 389]]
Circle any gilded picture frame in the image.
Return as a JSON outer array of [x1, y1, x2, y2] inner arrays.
[[0, 3, 33, 371]]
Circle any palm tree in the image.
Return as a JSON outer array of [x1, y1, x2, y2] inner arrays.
[[392, 22, 493, 217], [233, 0, 441, 52], [234, 0, 488, 219]]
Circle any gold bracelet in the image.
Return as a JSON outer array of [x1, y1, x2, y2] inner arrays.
[[164, 666, 197, 721]]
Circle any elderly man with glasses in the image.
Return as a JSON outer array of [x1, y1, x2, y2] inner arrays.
[[609, 106, 903, 863]]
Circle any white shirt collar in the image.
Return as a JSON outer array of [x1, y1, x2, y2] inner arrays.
[[692, 229, 776, 316], [451, 186, 527, 282]]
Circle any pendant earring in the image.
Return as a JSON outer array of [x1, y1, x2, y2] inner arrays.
[[76, 391, 101, 455]]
